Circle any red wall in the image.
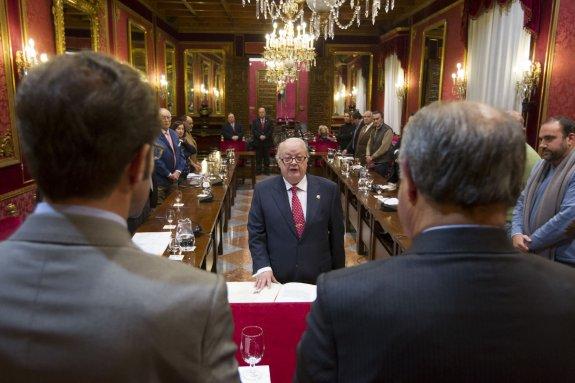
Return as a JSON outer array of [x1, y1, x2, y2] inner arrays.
[[544, 0, 575, 122], [406, 2, 466, 117]]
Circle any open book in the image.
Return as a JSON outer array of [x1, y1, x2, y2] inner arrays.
[[226, 282, 317, 303]]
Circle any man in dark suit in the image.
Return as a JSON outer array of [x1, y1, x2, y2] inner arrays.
[[222, 112, 243, 141], [250, 107, 274, 175], [0, 52, 239, 382], [296, 101, 575, 382], [153, 107, 185, 204], [248, 137, 345, 288], [336, 111, 355, 151], [342, 110, 368, 155]]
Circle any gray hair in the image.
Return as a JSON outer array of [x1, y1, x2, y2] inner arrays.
[[399, 101, 525, 208], [276, 137, 309, 160]]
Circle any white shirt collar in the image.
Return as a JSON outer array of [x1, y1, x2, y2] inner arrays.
[[35, 202, 127, 228], [283, 175, 308, 192]]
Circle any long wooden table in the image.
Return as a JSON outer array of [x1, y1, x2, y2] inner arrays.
[[137, 161, 239, 272], [325, 158, 410, 259]]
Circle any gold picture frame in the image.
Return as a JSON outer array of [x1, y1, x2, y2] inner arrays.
[[53, 0, 100, 54]]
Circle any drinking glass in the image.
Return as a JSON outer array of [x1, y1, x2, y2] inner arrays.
[[168, 237, 180, 256], [341, 160, 350, 177], [176, 218, 195, 251], [327, 148, 335, 161], [366, 175, 374, 192], [357, 176, 368, 192], [174, 189, 183, 205], [240, 326, 264, 380], [166, 209, 175, 227]]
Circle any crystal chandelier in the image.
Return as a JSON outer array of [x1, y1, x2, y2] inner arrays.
[[262, 4, 316, 91]]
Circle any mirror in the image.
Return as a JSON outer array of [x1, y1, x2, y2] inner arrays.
[[184, 49, 226, 116], [333, 52, 373, 116], [165, 42, 176, 113], [53, 0, 100, 54], [129, 21, 147, 76], [419, 20, 446, 107]]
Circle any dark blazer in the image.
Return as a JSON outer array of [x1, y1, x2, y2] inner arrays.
[[345, 121, 363, 154], [337, 122, 355, 151], [222, 122, 244, 140], [153, 129, 185, 187], [296, 227, 575, 382], [248, 174, 345, 284], [250, 117, 274, 144], [0, 212, 240, 382]]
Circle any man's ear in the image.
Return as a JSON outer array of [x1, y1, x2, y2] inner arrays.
[[400, 160, 418, 205], [128, 144, 151, 186]]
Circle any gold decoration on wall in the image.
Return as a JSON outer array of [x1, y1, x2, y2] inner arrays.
[[53, 0, 101, 54]]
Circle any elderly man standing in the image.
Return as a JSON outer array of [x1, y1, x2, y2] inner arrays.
[[366, 111, 394, 177], [0, 52, 239, 382], [296, 102, 575, 382], [248, 138, 345, 288], [512, 116, 575, 265], [251, 107, 274, 175], [353, 110, 374, 163], [154, 108, 185, 204]]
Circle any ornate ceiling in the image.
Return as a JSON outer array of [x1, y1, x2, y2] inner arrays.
[[141, 0, 438, 36]]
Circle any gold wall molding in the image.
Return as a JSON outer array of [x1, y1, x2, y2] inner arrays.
[[411, 0, 463, 29], [0, 184, 36, 202], [0, 0, 20, 168], [53, 0, 101, 54], [539, 0, 561, 131]]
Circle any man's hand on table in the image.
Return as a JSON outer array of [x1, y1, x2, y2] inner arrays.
[[254, 270, 278, 290]]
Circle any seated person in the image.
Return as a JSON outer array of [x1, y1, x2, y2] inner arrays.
[[315, 125, 337, 143], [222, 113, 243, 141]]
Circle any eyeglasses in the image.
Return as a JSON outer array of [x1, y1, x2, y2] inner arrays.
[[161, 115, 172, 120], [280, 156, 307, 164]]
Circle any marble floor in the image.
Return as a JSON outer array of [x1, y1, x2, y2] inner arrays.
[[217, 175, 368, 282]]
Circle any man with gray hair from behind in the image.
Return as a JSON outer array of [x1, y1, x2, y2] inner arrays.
[[296, 101, 575, 383]]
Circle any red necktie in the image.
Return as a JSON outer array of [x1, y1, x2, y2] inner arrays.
[[291, 186, 305, 238]]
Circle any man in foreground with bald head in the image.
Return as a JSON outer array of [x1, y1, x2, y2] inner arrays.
[[248, 138, 345, 288], [296, 101, 575, 382]]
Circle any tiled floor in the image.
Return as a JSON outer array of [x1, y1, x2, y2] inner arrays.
[[218, 175, 368, 282]]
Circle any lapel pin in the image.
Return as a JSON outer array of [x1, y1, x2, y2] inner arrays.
[[316, 194, 321, 200]]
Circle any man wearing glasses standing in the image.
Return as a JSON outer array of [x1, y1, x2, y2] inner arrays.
[[248, 138, 345, 288], [154, 108, 185, 204]]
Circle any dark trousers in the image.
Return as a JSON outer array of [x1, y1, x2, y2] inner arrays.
[[255, 141, 271, 172]]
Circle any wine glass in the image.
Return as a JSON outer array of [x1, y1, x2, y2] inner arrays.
[[240, 326, 264, 380], [166, 209, 175, 227], [174, 189, 183, 205], [176, 218, 195, 252], [168, 237, 180, 256], [341, 160, 350, 177]]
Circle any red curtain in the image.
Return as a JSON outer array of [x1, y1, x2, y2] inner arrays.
[[462, 0, 541, 46], [381, 33, 409, 72]]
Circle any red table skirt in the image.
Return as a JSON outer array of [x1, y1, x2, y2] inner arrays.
[[0, 216, 23, 241], [231, 302, 311, 383]]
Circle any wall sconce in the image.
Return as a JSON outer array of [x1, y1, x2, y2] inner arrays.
[[516, 60, 541, 103], [515, 60, 541, 125], [451, 62, 466, 99], [16, 38, 48, 78], [395, 80, 408, 100], [158, 74, 168, 100]]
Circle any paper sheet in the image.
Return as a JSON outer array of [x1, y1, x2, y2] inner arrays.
[[132, 232, 172, 256], [276, 283, 317, 303], [162, 225, 176, 230], [238, 365, 271, 383], [226, 282, 281, 303]]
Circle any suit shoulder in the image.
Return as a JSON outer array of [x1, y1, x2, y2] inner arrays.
[[308, 174, 337, 189], [254, 175, 281, 191]]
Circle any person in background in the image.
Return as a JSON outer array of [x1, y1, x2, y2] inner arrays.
[[366, 111, 394, 177], [0, 52, 239, 382], [336, 112, 355, 150], [512, 115, 575, 265], [250, 107, 274, 175], [296, 101, 575, 382], [171, 120, 193, 179], [179, 114, 202, 173], [222, 113, 244, 141], [343, 110, 365, 155], [154, 108, 185, 204], [315, 125, 337, 143]]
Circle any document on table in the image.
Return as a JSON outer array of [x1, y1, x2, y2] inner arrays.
[[238, 365, 271, 383], [227, 282, 316, 303], [132, 232, 172, 256]]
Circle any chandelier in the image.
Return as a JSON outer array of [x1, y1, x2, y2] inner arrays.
[[262, 4, 316, 91], [243, 0, 396, 39]]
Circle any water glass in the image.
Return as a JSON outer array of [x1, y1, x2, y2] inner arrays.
[[240, 326, 264, 380], [341, 161, 350, 177], [168, 237, 180, 256], [176, 218, 195, 251], [166, 209, 175, 226], [174, 189, 183, 205]]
